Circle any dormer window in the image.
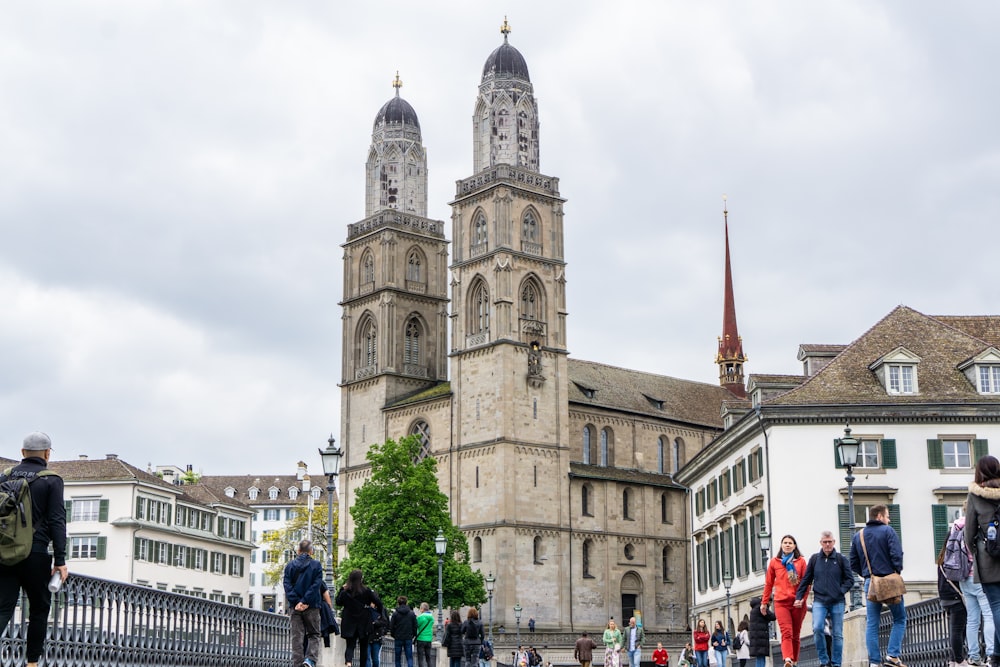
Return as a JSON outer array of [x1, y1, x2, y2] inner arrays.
[[312, 487, 321, 500], [644, 394, 664, 410], [869, 347, 920, 395], [574, 382, 597, 399], [958, 348, 1000, 395], [268, 487, 279, 500], [248, 487, 259, 500], [289, 487, 299, 500], [224, 487, 236, 498]]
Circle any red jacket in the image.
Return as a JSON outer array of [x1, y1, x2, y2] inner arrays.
[[652, 648, 669, 666], [693, 630, 710, 652], [762, 555, 809, 606]]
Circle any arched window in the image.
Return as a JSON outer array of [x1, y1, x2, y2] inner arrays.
[[533, 536, 543, 563], [582, 539, 593, 578], [660, 493, 669, 523], [582, 483, 593, 516], [520, 280, 540, 321], [404, 318, 421, 366], [522, 210, 538, 242], [673, 437, 684, 472], [473, 537, 482, 563], [359, 318, 377, 368], [469, 279, 490, 334], [473, 213, 488, 249], [623, 488, 632, 520], [361, 251, 375, 285], [583, 425, 594, 464], [658, 436, 667, 473], [410, 420, 431, 461], [406, 249, 423, 283], [600, 428, 613, 467], [662, 546, 670, 582]]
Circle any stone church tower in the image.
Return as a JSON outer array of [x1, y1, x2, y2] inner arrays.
[[339, 75, 449, 469]]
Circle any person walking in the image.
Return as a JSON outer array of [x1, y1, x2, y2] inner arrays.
[[369, 597, 390, 667], [966, 455, 1000, 667], [462, 608, 485, 667], [693, 619, 711, 667], [389, 596, 418, 667], [443, 610, 465, 667], [748, 597, 775, 667], [575, 631, 598, 667], [762, 535, 809, 667], [603, 619, 624, 667], [734, 621, 750, 667], [283, 539, 324, 667], [953, 509, 996, 666], [938, 541, 968, 667], [711, 620, 730, 667], [415, 602, 435, 667], [336, 568, 382, 667], [850, 504, 906, 667], [625, 616, 644, 667], [0, 432, 67, 667], [794, 531, 853, 667]]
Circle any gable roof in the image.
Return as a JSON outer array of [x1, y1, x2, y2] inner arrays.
[[199, 474, 323, 506], [768, 305, 1000, 406], [50, 457, 177, 489], [568, 359, 735, 428]]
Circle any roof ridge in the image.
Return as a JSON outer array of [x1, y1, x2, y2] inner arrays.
[[569, 357, 724, 390]]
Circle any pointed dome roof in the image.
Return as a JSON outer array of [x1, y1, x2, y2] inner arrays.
[[482, 41, 530, 82], [373, 73, 420, 132]]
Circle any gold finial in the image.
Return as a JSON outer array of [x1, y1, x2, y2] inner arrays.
[[722, 193, 728, 221], [501, 16, 511, 41], [392, 71, 402, 95]]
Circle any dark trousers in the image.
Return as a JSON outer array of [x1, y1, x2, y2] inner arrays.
[[0, 552, 54, 663], [416, 640, 432, 667], [291, 607, 321, 665], [346, 634, 371, 667], [946, 603, 968, 663]]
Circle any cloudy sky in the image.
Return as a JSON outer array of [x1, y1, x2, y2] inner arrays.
[[1, 2, 997, 475]]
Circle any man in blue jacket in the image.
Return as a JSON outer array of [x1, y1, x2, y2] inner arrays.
[[794, 531, 854, 667], [284, 539, 324, 667], [850, 505, 906, 667]]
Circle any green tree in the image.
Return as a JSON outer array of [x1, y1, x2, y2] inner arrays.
[[340, 435, 484, 609], [260, 503, 339, 586]]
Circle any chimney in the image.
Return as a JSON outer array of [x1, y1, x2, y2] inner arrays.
[[106, 454, 118, 460], [296, 461, 307, 481], [78, 454, 88, 460], [186, 464, 193, 472]]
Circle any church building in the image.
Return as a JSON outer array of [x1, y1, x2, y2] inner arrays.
[[337, 22, 742, 632]]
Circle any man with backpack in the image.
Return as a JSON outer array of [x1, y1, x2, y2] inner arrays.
[[794, 531, 854, 667], [0, 432, 67, 667]]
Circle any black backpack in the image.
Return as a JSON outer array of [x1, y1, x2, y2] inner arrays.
[[731, 633, 743, 651]]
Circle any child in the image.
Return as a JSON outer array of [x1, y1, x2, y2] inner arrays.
[[652, 642, 669, 667], [678, 643, 694, 667]]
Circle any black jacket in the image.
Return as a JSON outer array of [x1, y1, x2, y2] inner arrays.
[[747, 596, 775, 658], [462, 619, 484, 647], [390, 603, 418, 641], [4, 457, 66, 566], [796, 550, 853, 604], [937, 564, 964, 608], [443, 622, 465, 658], [336, 586, 380, 640]]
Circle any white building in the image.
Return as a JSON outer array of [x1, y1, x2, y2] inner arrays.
[[51, 454, 254, 604], [676, 305, 1000, 628]]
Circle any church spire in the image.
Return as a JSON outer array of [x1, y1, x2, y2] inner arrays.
[[716, 195, 747, 398]]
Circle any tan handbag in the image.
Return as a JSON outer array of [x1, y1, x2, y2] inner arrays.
[[860, 528, 906, 604]]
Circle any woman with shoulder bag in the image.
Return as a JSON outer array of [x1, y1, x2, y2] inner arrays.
[[336, 569, 382, 667]]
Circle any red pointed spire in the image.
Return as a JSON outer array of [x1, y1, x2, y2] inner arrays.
[[716, 196, 747, 397]]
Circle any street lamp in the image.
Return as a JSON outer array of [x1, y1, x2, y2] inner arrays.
[[836, 424, 863, 610], [485, 572, 496, 643], [514, 602, 523, 648], [758, 517, 771, 565], [318, 435, 343, 587], [722, 567, 734, 636], [436, 529, 447, 641]]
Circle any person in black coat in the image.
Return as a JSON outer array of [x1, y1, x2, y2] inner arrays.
[[336, 569, 382, 667], [747, 596, 775, 667], [443, 610, 465, 667], [389, 596, 418, 667]]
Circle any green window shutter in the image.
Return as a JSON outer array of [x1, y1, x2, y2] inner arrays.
[[838, 504, 852, 555], [927, 439, 944, 469], [889, 504, 902, 544], [98, 499, 109, 522], [167, 505, 172, 526], [757, 450, 764, 478], [741, 459, 748, 486], [151, 541, 159, 564], [881, 440, 897, 469], [932, 504, 949, 557], [134, 537, 141, 560], [975, 439, 990, 461], [65, 501, 73, 523], [834, 439, 844, 468], [186, 548, 193, 569], [97, 536, 107, 560]]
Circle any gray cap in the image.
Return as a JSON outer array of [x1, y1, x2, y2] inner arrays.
[[22, 432, 52, 451]]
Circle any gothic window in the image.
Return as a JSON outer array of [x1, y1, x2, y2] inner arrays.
[[622, 488, 632, 520], [582, 539, 593, 578], [661, 493, 669, 523], [658, 436, 667, 473], [522, 211, 537, 242], [361, 251, 375, 285], [583, 425, 595, 465], [404, 318, 421, 365], [673, 437, 683, 472], [359, 318, 377, 368], [406, 249, 423, 283], [600, 427, 614, 467], [520, 279, 540, 321], [472, 213, 488, 249], [469, 279, 490, 334], [410, 420, 431, 461]]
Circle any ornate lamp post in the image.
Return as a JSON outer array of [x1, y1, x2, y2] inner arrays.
[[318, 435, 343, 587], [485, 572, 496, 643], [758, 517, 771, 565], [514, 602, 523, 648], [436, 529, 447, 641], [722, 567, 734, 635], [836, 425, 863, 610]]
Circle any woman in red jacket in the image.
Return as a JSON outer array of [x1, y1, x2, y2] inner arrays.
[[692, 619, 710, 667], [761, 535, 809, 667]]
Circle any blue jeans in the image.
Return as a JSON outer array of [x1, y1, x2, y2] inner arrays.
[[979, 582, 1000, 661], [755, 659, 766, 667], [627, 649, 642, 667], [963, 575, 996, 660], [370, 641, 383, 667], [696, 651, 709, 667], [864, 579, 906, 662], [395, 640, 414, 667], [812, 600, 845, 666], [714, 650, 728, 667]]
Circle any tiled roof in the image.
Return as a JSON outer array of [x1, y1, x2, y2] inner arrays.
[[50, 457, 177, 490], [798, 344, 848, 355], [199, 474, 323, 506], [748, 374, 808, 385], [935, 316, 1000, 348], [769, 306, 1000, 406], [387, 382, 453, 408], [569, 462, 684, 489], [179, 484, 250, 511], [568, 359, 734, 428]]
